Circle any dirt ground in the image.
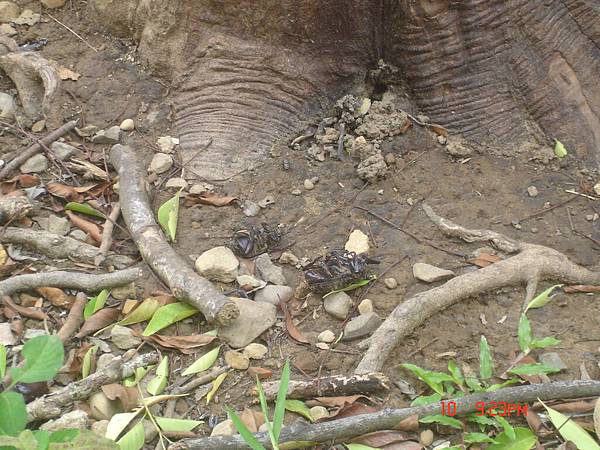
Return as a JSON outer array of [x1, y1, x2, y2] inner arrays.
[[2, 1, 600, 448]]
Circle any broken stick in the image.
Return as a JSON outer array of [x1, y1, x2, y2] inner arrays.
[[110, 144, 239, 326], [355, 203, 600, 374], [95, 202, 121, 266], [173, 380, 600, 450]]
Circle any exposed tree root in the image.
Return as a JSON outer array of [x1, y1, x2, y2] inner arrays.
[[26, 351, 159, 422], [256, 373, 390, 401], [95, 202, 121, 266], [0, 227, 134, 268], [355, 204, 600, 374], [173, 380, 600, 450], [0, 266, 142, 298], [110, 144, 239, 326], [57, 292, 86, 342]]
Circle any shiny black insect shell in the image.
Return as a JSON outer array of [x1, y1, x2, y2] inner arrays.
[[303, 250, 378, 293], [230, 223, 282, 258]]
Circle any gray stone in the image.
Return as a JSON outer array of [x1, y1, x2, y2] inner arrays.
[[68, 229, 87, 241], [254, 253, 286, 285], [40, 410, 88, 431], [0, 1, 19, 22], [110, 325, 141, 349], [243, 342, 268, 359], [540, 352, 567, 371], [47, 214, 70, 236], [383, 277, 398, 289], [165, 177, 187, 190], [211, 419, 236, 437], [12, 9, 40, 26], [358, 298, 374, 315], [91, 419, 109, 437], [420, 430, 434, 446], [315, 342, 329, 350], [189, 182, 215, 194], [0, 92, 15, 119], [20, 154, 48, 173], [149, 153, 173, 174], [279, 251, 300, 266], [50, 141, 81, 160], [143, 419, 158, 443], [156, 136, 179, 153], [291, 189, 302, 196], [225, 350, 250, 370], [323, 291, 352, 320], [111, 282, 136, 300], [242, 200, 261, 217], [0, 322, 15, 345], [413, 263, 455, 283], [527, 186, 539, 197], [195, 246, 239, 282], [254, 285, 293, 305], [91, 126, 121, 144], [445, 139, 472, 157], [218, 298, 276, 348], [119, 119, 135, 131], [310, 406, 329, 421], [257, 195, 275, 208], [236, 275, 265, 290], [342, 312, 381, 340], [96, 353, 115, 371], [317, 330, 335, 343]]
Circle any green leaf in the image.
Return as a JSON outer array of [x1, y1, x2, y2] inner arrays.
[[530, 336, 560, 349], [118, 298, 163, 326], [540, 399, 600, 450], [146, 356, 169, 395], [116, 421, 144, 450], [508, 363, 561, 376], [123, 366, 150, 388], [84, 290, 110, 320], [49, 429, 117, 449], [485, 378, 521, 392], [227, 407, 266, 450], [48, 429, 80, 444], [465, 375, 484, 393], [554, 139, 568, 158], [81, 345, 98, 379], [518, 314, 533, 353], [401, 363, 454, 395], [419, 414, 463, 429], [65, 202, 106, 219], [106, 413, 141, 441], [206, 371, 229, 405], [256, 377, 276, 448], [142, 302, 198, 336], [487, 427, 537, 450], [157, 190, 181, 242], [344, 445, 380, 450], [447, 360, 463, 386], [495, 415, 515, 440], [154, 417, 203, 433], [32, 430, 50, 450], [0, 343, 6, 379], [182, 346, 220, 376], [524, 284, 563, 312], [10, 335, 64, 385], [479, 336, 493, 381], [0, 391, 27, 436], [273, 359, 290, 441], [322, 277, 376, 299], [410, 393, 442, 407], [464, 432, 496, 444], [467, 414, 501, 428], [0, 430, 38, 450], [285, 399, 314, 422]]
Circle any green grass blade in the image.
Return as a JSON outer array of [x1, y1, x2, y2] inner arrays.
[[479, 336, 493, 381], [227, 407, 266, 450], [256, 377, 277, 448], [272, 360, 290, 441]]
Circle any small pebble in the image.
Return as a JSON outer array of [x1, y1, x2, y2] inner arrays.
[[243, 343, 268, 360], [383, 277, 398, 289], [189, 182, 214, 194], [384, 153, 396, 164], [304, 179, 315, 190], [309, 406, 329, 421], [119, 119, 135, 131], [420, 429, 434, 446], [258, 195, 275, 208], [437, 135, 447, 145], [586, 214, 595, 221], [291, 189, 302, 196], [165, 177, 188, 190], [358, 298, 374, 315], [242, 200, 261, 217], [315, 343, 330, 350], [224, 350, 250, 370], [317, 330, 335, 343], [527, 185, 539, 197], [149, 153, 173, 174]]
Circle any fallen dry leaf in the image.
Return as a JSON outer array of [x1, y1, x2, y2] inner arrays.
[[307, 395, 366, 408], [381, 442, 423, 450], [564, 285, 600, 294], [36, 287, 74, 308], [75, 308, 119, 338], [429, 123, 448, 137], [239, 408, 265, 433], [0, 174, 40, 194], [352, 431, 411, 448], [184, 192, 237, 207], [399, 118, 413, 134], [47, 182, 82, 202], [281, 303, 309, 344], [58, 67, 81, 81], [102, 383, 139, 411], [247, 367, 273, 380], [467, 252, 501, 268], [69, 159, 108, 180], [526, 408, 549, 436], [2, 295, 49, 320], [594, 398, 600, 442], [395, 414, 419, 432], [66, 344, 93, 375], [66, 211, 102, 243], [143, 334, 216, 354], [327, 401, 377, 420], [534, 400, 596, 414]]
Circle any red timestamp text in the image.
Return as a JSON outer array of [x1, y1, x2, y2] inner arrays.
[[440, 401, 528, 417]]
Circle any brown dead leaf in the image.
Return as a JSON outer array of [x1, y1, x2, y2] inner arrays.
[[69, 159, 108, 180], [307, 395, 365, 408], [239, 408, 265, 433], [594, 398, 600, 441], [534, 400, 596, 414], [58, 67, 81, 81], [247, 367, 273, 380], [281, 303, 309, 344], [0, 174, 40, 194], [399, 118, 413, 134], [143, 334, 216, 354], [327, 401, 377, 420], [352, 431, 410, 448], [122, 300, 138, 315], [102, 383, 139, 411], [381, 442, 423, 450], [429, 123, 448, 137], [564, 285, 600, 294], [47, 182, 82, 202], [395, 414, 419, 432], [75, 308, 119, 338], [467, 253, 501, 268], [36, 287, 74, 308], [66, 211, 102, 243], [526, 409, 549, 436], [184, 192, 237, 207], [2, 295, 49, 320], [509, 354, 542, 384]]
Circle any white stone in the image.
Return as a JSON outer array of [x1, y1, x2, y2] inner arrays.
[[358, 298, 374, 315], [279, 251, 300, 265], [0, 92, 15, 119], [236, 275, 265, 290], [195, 246, 239, 282], [384, 277, 398, 289], [0, 23, 16, 35], [149, 153, 173, 174], [20, 154, 48, 173], [243, 342, 268, 359], [119, 118, 135, 131], [413, 263, 455, 283], [225, 350, 250, 370], [356, 98, 371, 116], [304, 179, 314, 190], [317, 330, 335, 343], [527, 186, 539, 197], [91, 126, 121, 144], [0, 322, 15, 345], [315, 342, 330, 350], [156, 136, 179, 153], [323, 291, 352, 320], [345, 229, 369, 254], [594, 182, 600, 196], [254, 285, 293, 305], [165, 177, 188, 190], [211, 419, 236, 437], [189, 182, 215, 194], [41, 0, 66, 8], [218, 298, 276, 348], [309, 406, 330, 421]]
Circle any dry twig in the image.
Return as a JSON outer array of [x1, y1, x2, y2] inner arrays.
[[57, 292, 86, 342]]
